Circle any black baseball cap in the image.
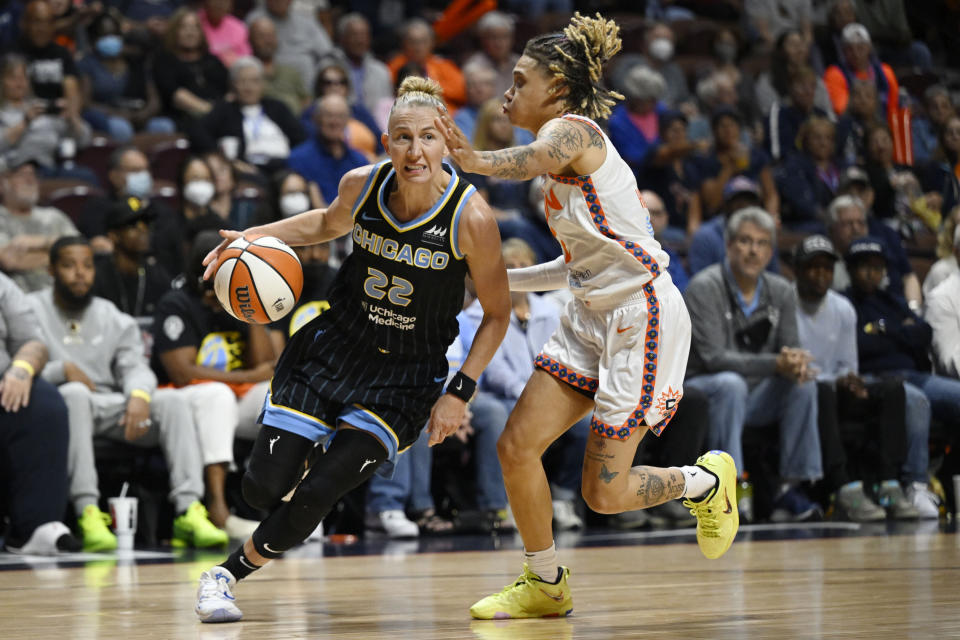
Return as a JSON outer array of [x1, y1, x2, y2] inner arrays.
[[105, 197, 155, 230], [845, 236, 886, 264], [794, 234, 839, 266]]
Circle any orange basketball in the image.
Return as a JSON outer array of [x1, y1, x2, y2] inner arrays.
[[213, 235, 303, 324]]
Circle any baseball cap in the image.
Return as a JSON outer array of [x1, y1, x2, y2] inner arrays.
[[839, 166, 870, 191], [723, 176, 760, 203], [845, 236, 886, 263], [105, 197, 155, 230], [794, 234, 839, 265], [842, 23, 871, 45]]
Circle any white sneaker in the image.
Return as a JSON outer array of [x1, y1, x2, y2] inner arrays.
[[552, 499, 583, 530], [906, 482, 940, 520], [196, 566, 243, 623], [365, 510, 419, 538]]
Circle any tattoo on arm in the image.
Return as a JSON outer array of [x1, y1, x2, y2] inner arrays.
[[542, 123, 584, 163], [482, 147, 536, 179], [585, 126, 604, 150], [8, 367, 27, 380]]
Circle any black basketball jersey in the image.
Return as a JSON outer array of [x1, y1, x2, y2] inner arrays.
[[322, 160, 474, 358]]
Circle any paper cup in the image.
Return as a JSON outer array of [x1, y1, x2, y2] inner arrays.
[[108, 496, 138, 548]]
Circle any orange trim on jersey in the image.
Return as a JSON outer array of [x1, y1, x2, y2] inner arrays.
[[534, 354, 599, 394], [561, 113, 605, 138], [578, 176, 661, 278]]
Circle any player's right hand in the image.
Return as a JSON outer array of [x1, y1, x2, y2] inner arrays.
[[201, 229, 244, 280]]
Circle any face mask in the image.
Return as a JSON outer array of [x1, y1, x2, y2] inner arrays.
[[280, 192, 310, 218], [649, 38, 674, 62], [125, 170, 153, 198], [183, 180, 215, 206], [715, 42, 737, 63], [96, 35, 123, 58]]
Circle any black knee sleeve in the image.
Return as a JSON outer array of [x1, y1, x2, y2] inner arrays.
[[251, 430, 387, 555], [242, 426, 315, 511]]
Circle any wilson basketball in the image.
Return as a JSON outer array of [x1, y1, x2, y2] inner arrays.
[[213, 235, 303, 324]]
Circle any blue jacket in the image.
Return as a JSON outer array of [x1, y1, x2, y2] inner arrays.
[[775, 153, 837, 232], [608, 103, 666, 179], [287, 138, 368, 204]]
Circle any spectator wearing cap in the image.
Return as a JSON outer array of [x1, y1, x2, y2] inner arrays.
[[823, 23, 899, 118], [834, 170, 922, 306], [642, 190, 690, 292], [793, 234, 922, 520], [643, 110, 706, 238], [843, 235, 954, 517], [699, 108, 778, 218], [925, 225, 960, 378], [688, 176, 782, 276], [91, 198, 173, 324], [684, 206, 823, 522], [775, 116, 841, 233], [0, 157, 77, 292], [607, 65, 668, 182]]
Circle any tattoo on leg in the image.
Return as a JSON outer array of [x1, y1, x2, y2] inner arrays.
[[632, 467, 685, 507], [599, 464, 618, 484]]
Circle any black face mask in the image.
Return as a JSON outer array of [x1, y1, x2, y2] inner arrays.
[[54, 278, 93, 311]]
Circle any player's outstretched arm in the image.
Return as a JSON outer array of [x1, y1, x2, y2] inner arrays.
[[426, 196, 511, 446], [436, 113, 602, 181], [201, 166, 373, 279]]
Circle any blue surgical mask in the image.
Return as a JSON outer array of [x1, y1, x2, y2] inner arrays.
[[125, 170, 153, 199], [95, 35, 124, 59]]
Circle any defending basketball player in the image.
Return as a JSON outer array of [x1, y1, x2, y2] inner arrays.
[[193, 77, 511, 623], [435, 13, 739, 619]]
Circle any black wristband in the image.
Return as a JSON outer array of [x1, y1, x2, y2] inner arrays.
[[445, 370, 476, 402]]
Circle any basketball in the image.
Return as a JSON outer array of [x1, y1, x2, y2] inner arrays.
[[213, 235, 303, 324]]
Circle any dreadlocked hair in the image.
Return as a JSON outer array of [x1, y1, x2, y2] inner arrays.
[[389, 76, 447, 120], [522, 12, 624, 121]]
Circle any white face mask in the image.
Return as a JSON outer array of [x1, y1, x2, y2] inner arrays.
[[280, 192, 310, 218], [183, 180, 215, 206], [649, 38, 674, 62]]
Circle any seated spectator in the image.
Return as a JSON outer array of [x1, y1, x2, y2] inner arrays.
[[855, 0, 932, 71], [912, 85, 956, 165], [31, 236, 227, 550], [91, 198, 173, 322], [77, 10, 174, 143], [842, 236, 951, 517], [0, 53, 94, 184], [922, 115, 960, 216], [815, 0, 855, 69], [195, 56, 305, 175], [823, 23, 899, 119], [923, 205, 960, 297], [175, 155, 239, 266], [463, 11, 520, 100], [618, 22, 690, 109], [152, 231, 276, 533], [387, 19, 465, 109], [643, 189, 690, 292], [688, 176, 782, 276], [746, 0, 814, 54], [926, 225, 960, 378], [0, 157, 77, 291], [202, 150, 267, 231], [287, 94, 367, 206], [152, 8, 229, 127], [0, 270, 79, 555], [765, 66, 832, 162], [643, 111, 705, 238], [244, 0, 333, 92], [700, 108, 779, 218], [776, 116, 841, 232], [299, 60, 383, 159], [833, 169, 922, 306], [755, 29, 832, 117], [684, 207, 823, 522], [688, 72, 741, 144], [696, 28, 760, 132], [608, 65, 667, 181], [835, 79, 883, 167], [453, 62, 498, 144], [248, 16, 309, 118], [793, 235, 923, 520], [198, 0, 250, 69], [331, 13, 392, 132], [17, 0, 83, 126], [864, 124, 938, 229]]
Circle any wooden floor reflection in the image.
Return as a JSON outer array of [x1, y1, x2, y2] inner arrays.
[[1, 530, 958, 639]]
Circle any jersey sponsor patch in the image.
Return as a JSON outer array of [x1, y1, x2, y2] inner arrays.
[[163, 315, 184, 341]]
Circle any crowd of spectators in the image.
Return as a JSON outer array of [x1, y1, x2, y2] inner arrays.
[[2, 0, 960, 553]]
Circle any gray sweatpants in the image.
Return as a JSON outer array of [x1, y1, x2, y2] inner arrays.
[[60, 382, 204, 514]]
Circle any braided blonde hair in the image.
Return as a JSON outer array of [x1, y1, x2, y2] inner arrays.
[[522, 12, 625, 121], [389, 76, 447, 121]]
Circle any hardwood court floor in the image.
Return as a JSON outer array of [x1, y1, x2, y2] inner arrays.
[[1, 530, 958, 640]]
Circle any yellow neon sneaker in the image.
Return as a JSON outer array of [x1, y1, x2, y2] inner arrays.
[[683, 450, 739, 560], [469, 564, 572, 619], [78, 504, 117, 552], [173, 502, 229, 549]]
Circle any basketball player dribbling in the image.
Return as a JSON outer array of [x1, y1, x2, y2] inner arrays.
[[435, 13, 739, 619], [193, 77, 511, 623]]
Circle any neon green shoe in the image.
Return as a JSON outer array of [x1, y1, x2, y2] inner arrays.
[[78, 504, 117, 552], [684, 450, 739, 560], [469, 564, 572, 619], [173, 502, 229, 549]]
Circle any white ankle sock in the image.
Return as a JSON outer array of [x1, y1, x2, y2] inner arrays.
[[524, 543, 559, 583], [679, 465, 716, 499]]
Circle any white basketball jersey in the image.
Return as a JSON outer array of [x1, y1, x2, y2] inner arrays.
[[543, 114, 669, 309]]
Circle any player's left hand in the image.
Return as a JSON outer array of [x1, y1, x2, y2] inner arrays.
[[435, 109, 480, 172], [426, 393, 468, 446]]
